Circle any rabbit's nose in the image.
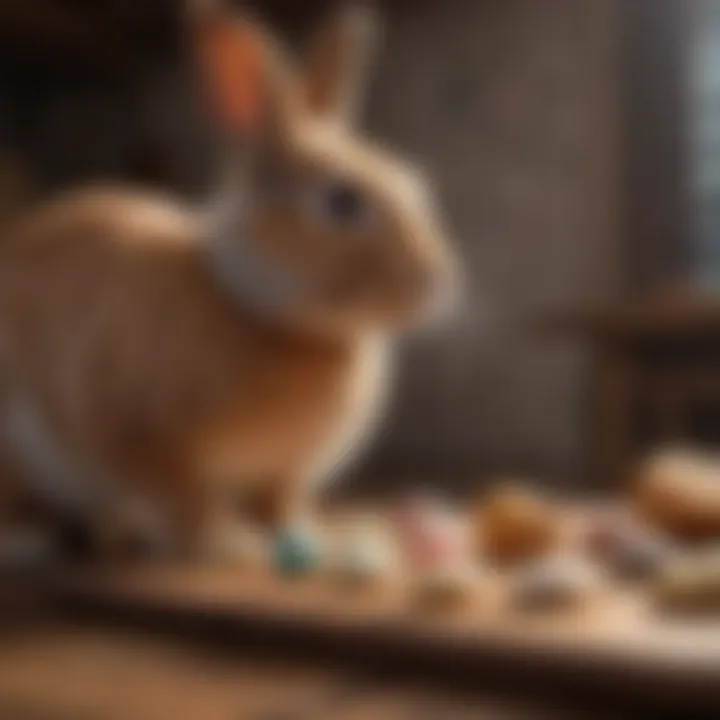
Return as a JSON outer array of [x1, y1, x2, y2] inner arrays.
[[394, 263, 444, 314]]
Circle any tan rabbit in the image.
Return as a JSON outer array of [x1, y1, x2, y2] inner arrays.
[[0, 3, 458, 559]]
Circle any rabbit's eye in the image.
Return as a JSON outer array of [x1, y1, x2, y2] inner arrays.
[[312, 183, 369, 227]]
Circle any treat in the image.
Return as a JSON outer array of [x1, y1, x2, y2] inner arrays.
[[412, 564, 478, 610], [512, 555, 600, 612], [583, 509, 672, 581], [583, 508, 636, 561], [634, 448, 720, 541], [331, 521, 398, 586], [274, 525, 321, 577], [393, 493, 471, 571], [654, 548, 720, 614], [611, 534, 671, 581], [478, 484, 561, 566]]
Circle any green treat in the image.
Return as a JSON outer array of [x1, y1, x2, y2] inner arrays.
[[274, 528, 320, 577]]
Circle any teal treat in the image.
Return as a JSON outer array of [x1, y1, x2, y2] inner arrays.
[[274, 528, 320, 577]]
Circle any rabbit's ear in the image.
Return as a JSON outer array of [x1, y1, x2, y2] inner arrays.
[[301, 4, 379, 123], [190, 1, 297, 139]]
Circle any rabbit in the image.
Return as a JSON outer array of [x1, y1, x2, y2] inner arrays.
[[0, 2, 458, 560]]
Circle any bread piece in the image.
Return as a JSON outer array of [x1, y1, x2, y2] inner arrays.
[[477, 484, 561, 565], [635, 449, 720, 541]]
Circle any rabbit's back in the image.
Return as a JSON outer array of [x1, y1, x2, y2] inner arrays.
[[0, 188, 243, 492], [0, 187, 390, 516]]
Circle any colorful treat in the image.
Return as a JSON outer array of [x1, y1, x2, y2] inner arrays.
[[634, 448, 720, 541], [413, 565, 478, 609], [512, 555, 600, 612], [274, 526, 321, 577], [478, 484, 561, 566], [391, 493, 478, 608], [582, 508, 636, 560], [583, 509, 672, 580], [611, 533, 672, 581], [654, 548, 720, 614], [393, 493, 471, 571], [331, 522, 398, 586]]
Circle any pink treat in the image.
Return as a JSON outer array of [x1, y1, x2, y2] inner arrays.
[[393, 495, 469, 570], [583, 508, 648, 560]]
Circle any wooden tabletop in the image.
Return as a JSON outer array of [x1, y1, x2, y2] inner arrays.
[[0, 583, 576, 720], [4, 500, 720, 716], [19, 558, 719, 717]]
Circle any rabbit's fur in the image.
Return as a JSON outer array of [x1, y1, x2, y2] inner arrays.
[[0, 4, 457, 558]]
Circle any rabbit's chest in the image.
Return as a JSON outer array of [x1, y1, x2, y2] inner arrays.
[[202, 337, 392, 483]]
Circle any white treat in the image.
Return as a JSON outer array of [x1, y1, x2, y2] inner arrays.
[[330, 522, 399, 584], [513, 554, 600, 611]]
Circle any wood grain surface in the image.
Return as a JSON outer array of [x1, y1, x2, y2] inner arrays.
[[0, 622, 575, 720], [28, 557, 720, 717]]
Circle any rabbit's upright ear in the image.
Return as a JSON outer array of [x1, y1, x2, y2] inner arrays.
[[301, 4, 379, 124], [190, 0, 297, 139]]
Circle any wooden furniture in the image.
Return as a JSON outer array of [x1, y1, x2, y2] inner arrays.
[[27, 559, 720, 716], [1, 622, 549, 720], [9, 491, 718, 720], [544, 291, 720, 487], [0, 577, 582, 719], [4, 500, 720, 715]]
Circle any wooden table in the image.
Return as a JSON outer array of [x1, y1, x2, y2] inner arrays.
[[0, 581, 577, 720], [7, 554, 716, 718], [4, 498, 720, 717], [1, 624, 565, 720]]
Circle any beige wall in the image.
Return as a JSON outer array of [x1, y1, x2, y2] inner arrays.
[[356, 0, 623, 490]]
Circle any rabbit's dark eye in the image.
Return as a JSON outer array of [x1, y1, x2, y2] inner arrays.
[[313, 183, 369, 227]]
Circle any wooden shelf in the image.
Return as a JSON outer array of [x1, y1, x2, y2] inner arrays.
[[540, 290, 720, 341]]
